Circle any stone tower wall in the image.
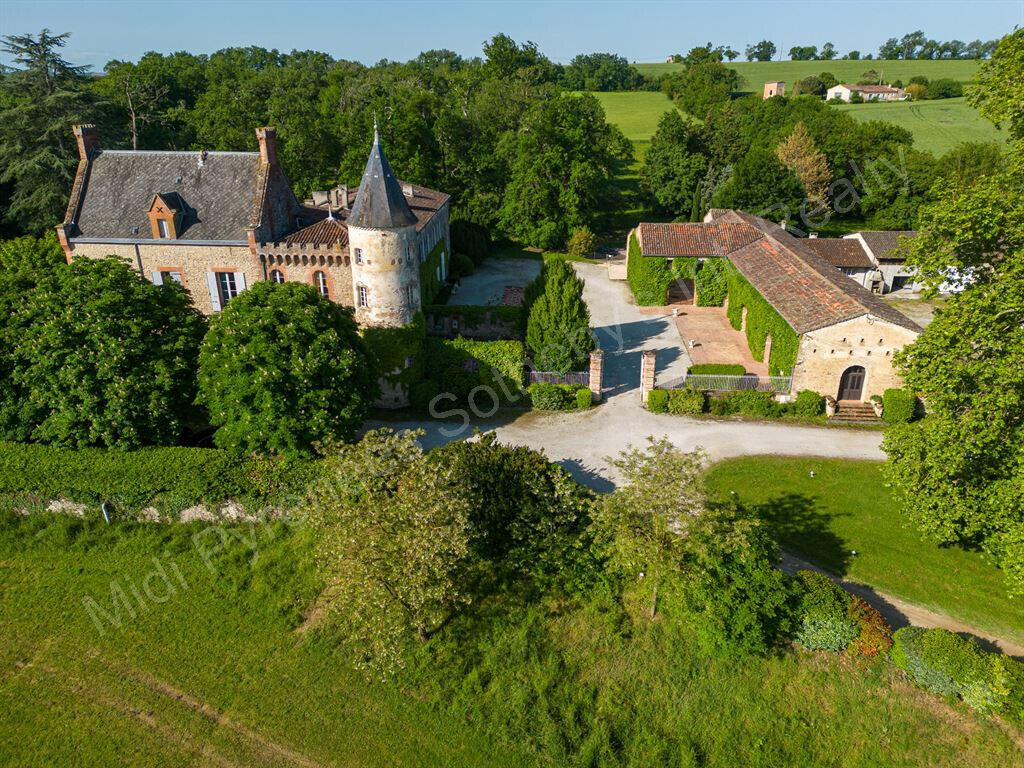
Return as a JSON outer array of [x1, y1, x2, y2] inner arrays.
[[348, 224, 421, 327]]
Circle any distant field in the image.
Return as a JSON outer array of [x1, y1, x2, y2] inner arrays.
[[590, 91, 680, 143], [835, 97, 1006, 156], [633, 59, 982, 88]]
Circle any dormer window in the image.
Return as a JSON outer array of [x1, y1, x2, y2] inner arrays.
[[147, 193, 183, 240]]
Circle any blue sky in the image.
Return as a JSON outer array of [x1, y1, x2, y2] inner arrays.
[[1, 0, 1020, 70]]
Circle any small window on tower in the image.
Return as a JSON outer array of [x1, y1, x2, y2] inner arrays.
[[406, 284, 415, 305], [358, 285, 368, 307], [314, 271, 329, 299], [269, 269, 285, 284], [354, 248, 363, 264]]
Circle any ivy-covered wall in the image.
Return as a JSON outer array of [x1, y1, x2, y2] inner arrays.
[[420, 238, 448, 306], [695, 258, 728, 306], [422, 337, 525, 405], [725, 270, 800, 375], [425, 304, 521, 340], [627, 232, 669, 306], [362, 314, 427, 387]]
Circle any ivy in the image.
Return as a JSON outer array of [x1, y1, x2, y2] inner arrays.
[[419, 238, 448, 306], [695, 258, 728, 306], [362, 314, 427, 386], [626, 232, 670, 306], [422, 338, 525, 405], [425, 304, 522, 333], [725, 270, 799, 375]]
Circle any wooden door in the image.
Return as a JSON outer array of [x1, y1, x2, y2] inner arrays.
[[838, 366, 865, 401]]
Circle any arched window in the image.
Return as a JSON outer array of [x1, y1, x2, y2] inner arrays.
[[269, 269, 285, 284], [313, 271, 329, 299]]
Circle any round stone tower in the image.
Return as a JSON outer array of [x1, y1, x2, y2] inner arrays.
[[347, 124, 421, 328]]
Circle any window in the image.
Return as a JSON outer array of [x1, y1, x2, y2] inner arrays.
[[406, 284, 415, 306], [354, 248, 363, 264], [269, 269, 285, 284], [158, 219, 170, 238], [216, 271, 239, 306], [314, 271, 329, 299], [161, 270, 183, 285], [357, 285, 368, 308]]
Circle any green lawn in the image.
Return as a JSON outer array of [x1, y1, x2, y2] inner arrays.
[[590, 91, 681, 144], [835, 97, 1008, 156], [633, 59, 982, 88], [1, 509, 1020, 766], [705, 457, 1023, 646]]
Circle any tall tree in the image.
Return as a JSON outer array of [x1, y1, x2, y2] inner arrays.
[[642, 110, 709, 215], [775, 122, 830, 211], [525, 258, 595, 373], [711, 144, 805, 219], [745, 40, 777, 62]]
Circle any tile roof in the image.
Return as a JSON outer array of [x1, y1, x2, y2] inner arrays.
[[71, 150, 267, 241], [801, 238, 874, 268], [284, 216, 350, 247], [348, 128, 419, 229], [838, 84, 905, 94], [635, 210, 920, 334], [637, 221, 762, 257], [852, 231, 916, 262]]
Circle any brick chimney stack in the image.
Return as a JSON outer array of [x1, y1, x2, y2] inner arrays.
[[256, 126, 278, 165], [73, 124, 99, 161]]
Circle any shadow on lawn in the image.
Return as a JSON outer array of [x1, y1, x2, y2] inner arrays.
[[749, 493, 853, 577]]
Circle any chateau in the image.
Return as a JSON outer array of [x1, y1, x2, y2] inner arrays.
[[57, 123, 451, 328]]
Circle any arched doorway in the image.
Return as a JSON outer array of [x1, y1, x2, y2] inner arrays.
[[838, 365, 866, 401]]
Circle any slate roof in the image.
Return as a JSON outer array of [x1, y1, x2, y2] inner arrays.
[[801, 238, 874, 268], [348, 128, 419, 229], [637, 210, 920, 334], [853, 231, 916, 262], [71, 150, 266, 241], [637, 221, 762, 257]]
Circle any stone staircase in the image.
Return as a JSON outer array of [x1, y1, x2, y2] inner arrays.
[[829, 400, 882, 424]]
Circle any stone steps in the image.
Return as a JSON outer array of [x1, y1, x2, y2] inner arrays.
[[829, 401, 882, 424]]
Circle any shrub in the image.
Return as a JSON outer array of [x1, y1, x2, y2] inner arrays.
[[409, 379, 440, 412], [718, 389, 780, 418], [647, 389, 669, 413], [845, 596, 893, 657], [1002, 656, 1024, 727], [891, 627, 1006, 712], [198, 282, 376, 457], [525, 259, 594, 374], [792, 570, 859, 652], [687, 363, 746, 376], [566, 227, 597, 260], [882, 388, 916, 424], [793, 389, 824, 418], [528, 382, 582, 411], [423, 338, 525, 405], [668, 388, 705, 415], [575, 386, 593, 410], [452, 252, 475, 279], [9, 256, 206, 449], [925, 78, 963, 100]]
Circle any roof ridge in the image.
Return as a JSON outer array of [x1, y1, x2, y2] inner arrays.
[[98, 149, 260, 157]]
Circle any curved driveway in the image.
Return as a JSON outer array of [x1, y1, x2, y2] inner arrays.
[[370, 262, 884, 490]]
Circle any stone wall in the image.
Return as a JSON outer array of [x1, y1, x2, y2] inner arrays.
[[349, 223, 421, 328], [790, 316, 919, 400], [425, 309, 518, 340], [261, 248, 353, 307]]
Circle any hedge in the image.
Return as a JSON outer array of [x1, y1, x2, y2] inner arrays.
[[793, 570, 860, 652], [687, 363, 746, 376], [419, 238, 448, 306], [422, 337, 525, 405], [891, 627, 1009, 714], [646, 389, 669, 413], [527, 382, 591, 411], [0, 441, 318, 515], [695, 258, 728, 306], [667, 388, 705, 415], [725, 270, 800, 375], [882, 388, 916, 424], [709, 390, 782, 418], [627, 232, 669, 306], [793, 390, 824, 418]]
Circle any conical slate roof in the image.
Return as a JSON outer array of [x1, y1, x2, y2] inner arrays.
[[347, 125, 418, 230]]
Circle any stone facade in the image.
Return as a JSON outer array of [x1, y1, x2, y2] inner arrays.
[[349, 223, 420, 327], [790, 316, 919, 401]]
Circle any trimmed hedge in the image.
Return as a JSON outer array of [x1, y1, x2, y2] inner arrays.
[[891, 627, 1008, 714], [845, 596, 893, 657], [0, 440, 317, 514], [709, 390, 781, 418], [419, 238, 448, 306], [425, 304, 522, 332], [450, 219, 490, 264], [626, 232, 669, 306], [725, 270, 799, 375], [695, 258, 728, 306], [793, 389, 824, 418], [882, 388, 916, 424], [646, 389, 669, 413], [527, 382, 591, 411], [793, 570, 859, 653], [668, 388, 705, 415], [687, 363, 746, 376], [422, 337, 525, 406]]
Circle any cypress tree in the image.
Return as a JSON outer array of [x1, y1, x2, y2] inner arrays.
[[525, 259, 595, 374]]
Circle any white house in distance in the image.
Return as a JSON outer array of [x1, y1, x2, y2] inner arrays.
[[826, 83, 908, 102]]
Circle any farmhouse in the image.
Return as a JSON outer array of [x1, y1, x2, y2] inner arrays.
[[826, 83, 908, 102], [629, 209, 922, 402], [763, 81, 785, 98], [57, 123, 451, 326]]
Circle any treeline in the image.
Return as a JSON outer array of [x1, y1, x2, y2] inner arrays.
[[0, 32, 631, 250], [643, 48, 1006, 230]]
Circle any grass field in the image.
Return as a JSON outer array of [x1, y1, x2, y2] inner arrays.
[[705, 457, 1024, 646], [835, 97, 1007, 155], [1, 509, 1021, 766], [633, 59, 982, 88]]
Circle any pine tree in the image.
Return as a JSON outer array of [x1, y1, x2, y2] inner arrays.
[[525, 259, 594, 374], [775, 122, 831, 212]]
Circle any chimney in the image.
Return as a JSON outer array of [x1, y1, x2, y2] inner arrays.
[[73, 124, 99, 161], [256, 126, 278, 165], [808, 232, 818, 239], [402, 182, 414, 197]]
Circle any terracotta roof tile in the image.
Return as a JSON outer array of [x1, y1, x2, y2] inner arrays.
[[802, 238, 874, 268], [854, 231, 916, 261], [637, 221, 762, 257]]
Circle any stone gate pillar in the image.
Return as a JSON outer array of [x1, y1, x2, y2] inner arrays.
[[640, 349, 657, 404], [588, 350, 604, 402]]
